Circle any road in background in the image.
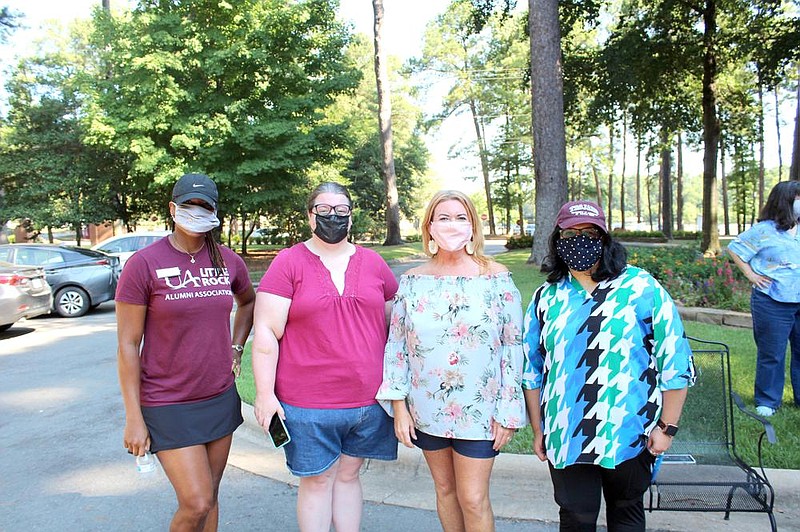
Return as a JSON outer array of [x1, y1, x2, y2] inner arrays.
[[0, 292, 552, 531]]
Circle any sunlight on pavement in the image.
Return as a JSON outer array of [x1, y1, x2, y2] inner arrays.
[[0, 386, 83, 409], [48, 462, 170, 496]]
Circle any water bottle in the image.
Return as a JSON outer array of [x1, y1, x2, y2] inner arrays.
[[136, 452, 156, 474]]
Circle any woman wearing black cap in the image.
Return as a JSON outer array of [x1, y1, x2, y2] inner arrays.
[[522, 200, 695, 531], [116, 173, 255, 530]]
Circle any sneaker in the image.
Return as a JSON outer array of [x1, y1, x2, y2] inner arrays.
[[756, 406, 775, 417]]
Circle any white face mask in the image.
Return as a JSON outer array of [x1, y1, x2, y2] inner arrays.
[[430, 220, 473, 252], [173, 204, 220, 234]]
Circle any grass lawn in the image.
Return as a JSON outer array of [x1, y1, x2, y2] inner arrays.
[[237, 246, 800, 469], [361, 241, 425, 261]]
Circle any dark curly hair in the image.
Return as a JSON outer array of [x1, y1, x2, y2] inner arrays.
[[758, 180, 800, 231], [541, 226, 628, 284]]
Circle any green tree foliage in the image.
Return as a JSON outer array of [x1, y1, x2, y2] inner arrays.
[[87, 0, 360, 232], [0, 23, 117, 243]]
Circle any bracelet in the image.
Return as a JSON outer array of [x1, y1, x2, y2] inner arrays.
[[231, 344, 244, 353]]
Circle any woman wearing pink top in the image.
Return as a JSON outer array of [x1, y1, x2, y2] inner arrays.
[[252, 182, 398, 532]]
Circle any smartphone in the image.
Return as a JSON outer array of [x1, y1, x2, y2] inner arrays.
[[268, 413, 291, 449]]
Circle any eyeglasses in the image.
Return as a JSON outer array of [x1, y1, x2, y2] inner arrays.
[[312, 204, 352, 216], [560, 228, 603, 240]]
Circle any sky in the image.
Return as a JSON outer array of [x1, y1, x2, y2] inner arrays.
[[1, 1, 796, 202]]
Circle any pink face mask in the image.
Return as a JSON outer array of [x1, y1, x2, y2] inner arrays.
[[430, 221, 473, 252]]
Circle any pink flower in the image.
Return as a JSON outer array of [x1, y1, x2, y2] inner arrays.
[[503, 291, 514, 302], [443, 402, 463, 420], [448, 352, 460, 365], [503, 322, 520, 342], [452, 322, 470, 338]]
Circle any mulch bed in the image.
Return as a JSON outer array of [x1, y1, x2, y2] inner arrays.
[[239, 249, 279, 279]]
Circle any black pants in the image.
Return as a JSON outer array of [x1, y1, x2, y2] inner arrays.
[[549, 449, 654, 532]]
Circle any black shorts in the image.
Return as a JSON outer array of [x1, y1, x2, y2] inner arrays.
[[141, 384, 244, 453]]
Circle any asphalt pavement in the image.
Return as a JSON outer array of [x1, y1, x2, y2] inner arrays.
[[2, 238, 798, 531]]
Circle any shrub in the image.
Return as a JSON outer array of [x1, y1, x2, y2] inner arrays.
[[404, 234, 422, 243], [673, 230, 701, 240], [612, 229, 667, 239], [505, 235, 533, 249]]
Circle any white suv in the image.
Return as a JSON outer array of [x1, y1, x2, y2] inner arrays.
[[92, 230, 170, 268]]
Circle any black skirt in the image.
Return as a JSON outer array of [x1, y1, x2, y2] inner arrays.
[[141, 384, 244, 453]]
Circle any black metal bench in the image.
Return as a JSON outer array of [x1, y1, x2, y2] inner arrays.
[[647, 336, 778, 531]]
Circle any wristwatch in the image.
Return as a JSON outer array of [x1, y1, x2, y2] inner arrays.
[[657, 419, 679, 437], [231, 344, 244, 354]]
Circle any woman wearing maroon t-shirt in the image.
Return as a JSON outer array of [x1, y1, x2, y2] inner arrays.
[[116, 173, 255, 531], [252, 182, 398, 532]]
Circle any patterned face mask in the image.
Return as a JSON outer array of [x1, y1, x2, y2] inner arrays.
[[555, 234, 603, 271], [793, 198, 800, 221]]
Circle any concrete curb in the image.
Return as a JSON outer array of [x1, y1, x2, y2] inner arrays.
[[229, 403, 800, 531], [677, 306, 753, 328]]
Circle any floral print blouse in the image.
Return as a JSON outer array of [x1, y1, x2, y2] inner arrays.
[[377, 272, 527, 440]]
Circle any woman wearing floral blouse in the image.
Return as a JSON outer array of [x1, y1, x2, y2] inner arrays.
[[377, 190, 526, 532]]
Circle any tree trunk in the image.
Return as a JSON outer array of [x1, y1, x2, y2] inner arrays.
[[591, 155, 602, 207], [676, 132, 684, 231], [790, 64, 800, 181], [701, 0, 721, 254], [620, 115, 627, 230], [469, 98, 495, 235], [636, 135, 642, 224], [720, 138, 730, 235], [660, 128, 673, 239], [528, 0, 568, 264], [607, 123, 614, 229], [757, 80, 765, 206], [102, 0, 110, 11], [775, 86, 783, 181], [372, 0, 402, 245], [646, 173, 654, 232]]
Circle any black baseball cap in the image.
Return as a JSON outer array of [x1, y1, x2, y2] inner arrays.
[[172, 173, 218, 209]]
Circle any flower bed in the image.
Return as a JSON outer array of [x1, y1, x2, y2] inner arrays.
[[627, 246, 751, 312]]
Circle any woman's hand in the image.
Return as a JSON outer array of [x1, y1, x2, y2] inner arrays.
[[254, 393, 284, 433], [532, 430, 547, 461], [490, 420, 515, 451], [746, 271, 772, 290], [647, 427, 674, 457], [393, 400, 417, 448], [231, 347, 243, 378], [123, 417, 150, 457]]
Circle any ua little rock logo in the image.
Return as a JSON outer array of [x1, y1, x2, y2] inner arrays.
[[568, 203, 601, 218], [155, 267, 230, 290]]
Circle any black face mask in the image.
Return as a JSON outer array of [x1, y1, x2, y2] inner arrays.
[[314, 214, 349, 244], [555, 235, 603, 271]]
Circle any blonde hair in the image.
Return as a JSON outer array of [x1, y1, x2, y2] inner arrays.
[[421, 190, 490, 271]]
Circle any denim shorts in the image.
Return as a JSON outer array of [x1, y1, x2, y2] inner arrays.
[[280, 402, 398, 477], [413, 430, 499, 459]]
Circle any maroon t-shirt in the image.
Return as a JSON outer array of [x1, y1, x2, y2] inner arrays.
[[258, 243, 399, 408], [116, 237, 251, 406]]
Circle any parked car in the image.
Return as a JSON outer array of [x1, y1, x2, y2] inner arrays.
[[91, 230, 170, 268], [0, 260, 53, 331], [0, 244, 119, 318]]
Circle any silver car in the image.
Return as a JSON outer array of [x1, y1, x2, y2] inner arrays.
[[91, 230, 170, 268], [0, 260, 53, 332], [0, 244, 119, 318]]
